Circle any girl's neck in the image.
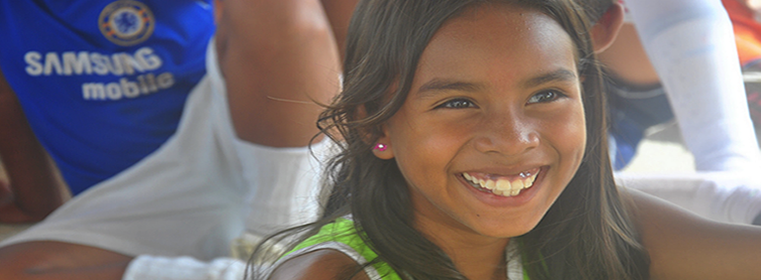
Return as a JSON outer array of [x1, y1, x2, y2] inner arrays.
[[414, 214, 510, 280], [449, 244, 509, 280]]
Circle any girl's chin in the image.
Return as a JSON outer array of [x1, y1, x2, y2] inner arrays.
[[472, 216, 544, 239]]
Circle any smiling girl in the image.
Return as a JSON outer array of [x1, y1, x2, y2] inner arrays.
[[250, 0, 761, 279]]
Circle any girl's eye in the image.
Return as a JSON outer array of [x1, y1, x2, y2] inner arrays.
[[527, 90, 565, 104], [436, 98, 475, 109]]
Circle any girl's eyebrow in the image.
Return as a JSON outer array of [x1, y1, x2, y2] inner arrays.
[[417, 79, 485, 96], [416, 68, 578, 97], [522, 68, 578, 88]]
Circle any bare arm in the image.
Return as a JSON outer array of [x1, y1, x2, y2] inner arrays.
[[214, 0, 343, 148], [0, 69, 68, 223], [319, 0, 358, 62], [626, 188, 761, 280]]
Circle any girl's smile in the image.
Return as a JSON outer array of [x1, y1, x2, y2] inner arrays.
[[461, 168, 540, 197], [374, 4, 586, 243]]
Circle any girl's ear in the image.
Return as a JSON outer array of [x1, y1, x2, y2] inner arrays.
[[357, 104, 395, 159], [590, 2, 624, 54], [372, 125, 395, 160]]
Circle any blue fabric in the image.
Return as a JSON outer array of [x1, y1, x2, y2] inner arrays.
[[0, 0, 215, 195], [606, 77, 674, 170]]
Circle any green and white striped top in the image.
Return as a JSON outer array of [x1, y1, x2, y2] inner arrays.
[[279, 217, 529, 280]]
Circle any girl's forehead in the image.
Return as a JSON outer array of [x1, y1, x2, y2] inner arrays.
[[432, 4, 572, 53], [413, 5, 578, 88]]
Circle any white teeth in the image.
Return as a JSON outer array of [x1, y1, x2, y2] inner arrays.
[[525, 176, 535, 188], [462, 170, 539, 197], [484, 180, 495, 190], [496, 179, 511, 192], [512, 180, 524, 190]]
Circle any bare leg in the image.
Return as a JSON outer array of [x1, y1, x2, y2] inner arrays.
[[0, 241, 131, 280]]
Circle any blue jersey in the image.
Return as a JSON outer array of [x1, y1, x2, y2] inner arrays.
[[0, 0, 215, 195]]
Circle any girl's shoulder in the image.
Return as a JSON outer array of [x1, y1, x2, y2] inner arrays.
[[624, 188, 761, 279], [268, 248, 370, 280], [269, 218, 400, 280]]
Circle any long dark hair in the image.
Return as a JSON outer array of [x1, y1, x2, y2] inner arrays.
[[250, 0, 650, 279]]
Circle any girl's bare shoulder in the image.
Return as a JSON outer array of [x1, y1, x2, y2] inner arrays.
[[268, 249, 370, 280], [622, 188, 761, 279]]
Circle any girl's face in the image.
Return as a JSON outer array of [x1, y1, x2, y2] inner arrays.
[[375, 5, 586, 243]]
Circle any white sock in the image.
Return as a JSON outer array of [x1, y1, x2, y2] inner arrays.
[[625, 0, 761, 171]]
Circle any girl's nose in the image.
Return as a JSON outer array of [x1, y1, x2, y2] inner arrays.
[[473, 111, 540, 156]]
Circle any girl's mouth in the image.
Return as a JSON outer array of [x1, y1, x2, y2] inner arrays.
[[461, 168, 540, 197]]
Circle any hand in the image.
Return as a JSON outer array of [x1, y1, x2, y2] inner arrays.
[[0, 180, 52, 224], [0, 201, 39, 224], [0, 67, 67, 224]]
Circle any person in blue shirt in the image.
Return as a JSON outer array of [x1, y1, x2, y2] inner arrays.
[[0, 0, 215, 223], [0, 0, 355, 279]]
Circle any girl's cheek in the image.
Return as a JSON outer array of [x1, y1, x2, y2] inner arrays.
[[544, 106, 586, 153]]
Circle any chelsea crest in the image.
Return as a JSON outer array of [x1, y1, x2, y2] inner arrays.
[[99, 0, 155, 46]]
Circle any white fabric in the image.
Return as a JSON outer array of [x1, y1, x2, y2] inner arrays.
[[624, 0, 761, 172], [616, 172, 761, 224], [0, 38, 324, 260], [505, 240, 524, 280], [124, 255, 247, 280]]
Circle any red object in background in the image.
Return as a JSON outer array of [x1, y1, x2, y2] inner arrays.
[[723, 0, 761, 125], [724, 0, 761, 65]]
